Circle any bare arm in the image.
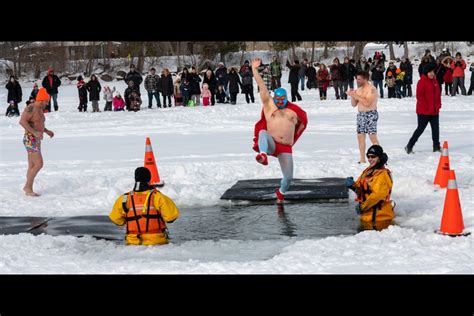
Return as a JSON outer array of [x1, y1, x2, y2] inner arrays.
[[251, 58, 276, 116], [350, 87, 376, 108]]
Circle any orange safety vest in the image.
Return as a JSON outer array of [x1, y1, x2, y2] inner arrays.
[[121, 190, 168, 237], [355, 167, 393, 223]]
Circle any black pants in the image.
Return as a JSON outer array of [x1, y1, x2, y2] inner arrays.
[[319, 89, 327, 98], [162, 95, 172, 107], [468, 77, 473, 95], [273, 76, 282, 88], [290, 82, 302, 102], [403, 83, 412, 97], [388, 87, 396, 98], [407, 114, 440, 149], [230, 92, 237, 104], [445, 83, 452, 96], [244, 91, 254, 103]]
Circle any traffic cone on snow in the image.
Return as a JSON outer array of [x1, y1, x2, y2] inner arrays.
[[435, 170, 470, 237], [434, 141, 450, 188], [144, 137, 165, 187]]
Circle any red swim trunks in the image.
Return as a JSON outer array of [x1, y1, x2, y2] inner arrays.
[[271, 142, 292, 157]]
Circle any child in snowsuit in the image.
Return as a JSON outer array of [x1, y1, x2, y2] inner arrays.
[[77, 75, 88, 112], [129, 91, 142, 112], [201, 83, 211, 106], [103, 86, 115, 111], [5, 100, 19, 117], [385, 71, 396, 98], [216, 85, 226, 103], [395, 68, 405, 98], [180, 79, 192, 106], [113, 92, 125, 111]]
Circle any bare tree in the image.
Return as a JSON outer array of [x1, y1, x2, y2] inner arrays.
[[352, 41, 368, 61], [388, 42, 395, 60], [403, 42, 409, 58], [311, 41, 315, 62]]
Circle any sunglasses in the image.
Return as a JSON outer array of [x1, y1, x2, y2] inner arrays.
[[366, 154, 378, 159]]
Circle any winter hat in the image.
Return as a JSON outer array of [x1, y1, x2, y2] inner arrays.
[[135, 167, 151, 183], [387, 71, 393, 76], [367, 145, 384, 158], [36, 88, 50, 102], [396, 68, 401, 74], [423, 63, 436, 75], [244, 60, 249, 64]]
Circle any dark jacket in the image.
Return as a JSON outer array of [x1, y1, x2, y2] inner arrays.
[[160, 74, 174, 96], [189, 73, 201, 95], [305, 66, 317, 82], [435, 63, 446, 84], [356, 61, 370, 73], [215, 67, 229, 86], [341, 62, 357, 81], [228, 71, 242, 94], [42, 74, 61, 95], [298, 63, 307, 77], [86, 79, 102, 101], [124, 87, 139, 108], [329, 63, 343, 81], [180, 82, 192, 97], [5, 77, 22, 103], [399, 61, 413, 84], [125, 70, 143, 91], [203, 73, 218, 93], [77, 80, 88, 103], [286, 60, 300, 84], [370, 60, 385, 81], [144, 74, 161, 92]]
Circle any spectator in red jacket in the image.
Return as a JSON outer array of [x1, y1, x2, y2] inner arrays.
[[451, 52, 467, 96], [405, 63, 441, 154]]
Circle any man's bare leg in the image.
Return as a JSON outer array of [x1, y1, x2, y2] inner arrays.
[[368, 133, 379, 146], [23, 152, 43, 196], [357, 133, 367, 163]]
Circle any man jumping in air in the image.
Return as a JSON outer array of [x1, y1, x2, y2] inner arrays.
[[251, 58, 307, 204]]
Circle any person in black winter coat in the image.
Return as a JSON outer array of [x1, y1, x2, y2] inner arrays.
[[42, 67, 61, 111], [435, 59, 446, 93], [286, 59, 302, 102], [125, 64, 143, 94], [399, 57, 413, 97], [330, 58, 344, 100], [239, 61, 255, 104], [228, 67, 242, 104], [341, 57, 357, 98], [189, 67, 202, 106], [86, 74, 102, 112], [160, 68, 174, 107], [5, 75, 22, 116], [215, 62, 229, 103], [203, 68, 218, 106], [305, 63, 317, 90], [76, 75, 88, 112], [124, 81, 139, 111], [370, 58, 385, 98]]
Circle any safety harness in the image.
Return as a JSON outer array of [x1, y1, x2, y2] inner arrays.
[[121, 189, 168, 243]]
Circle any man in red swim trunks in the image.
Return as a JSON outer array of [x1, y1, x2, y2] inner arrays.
[[19, 88, 55, 196], [251, 58, 307, 203]]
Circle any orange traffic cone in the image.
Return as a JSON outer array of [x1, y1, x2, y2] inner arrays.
[[434, 141, 450, 188], [144, 137, 165, 187], [435, 170, 470, 237]]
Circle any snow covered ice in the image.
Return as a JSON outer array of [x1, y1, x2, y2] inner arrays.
[[0, 63, 473, 274]]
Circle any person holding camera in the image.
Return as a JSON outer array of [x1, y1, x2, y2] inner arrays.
[[451, 52, 467, 96]]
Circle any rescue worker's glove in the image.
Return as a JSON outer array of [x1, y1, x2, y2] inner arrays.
[[345, 177, 354, 188], [355, 204, 361, 215]]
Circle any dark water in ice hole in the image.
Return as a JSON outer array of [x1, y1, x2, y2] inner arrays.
[[0, 202, 359, 243]]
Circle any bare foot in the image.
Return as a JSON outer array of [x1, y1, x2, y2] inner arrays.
[[23, 188, 41, 197]]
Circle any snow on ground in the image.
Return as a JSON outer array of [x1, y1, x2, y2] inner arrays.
[[0, 66, 473, 274]]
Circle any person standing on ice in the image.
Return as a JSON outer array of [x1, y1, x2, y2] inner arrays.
[[345, 144, 394, 231], [346, 70, 380, 164], [41, 67, 61, 112], [109, 167, 179, 246], [19, 88, 54, 197], [405, 63, 441, 154], [251, 58, 308, 204], [125, 64, 143, 94]]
